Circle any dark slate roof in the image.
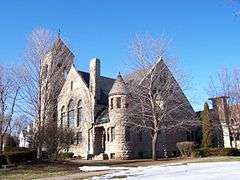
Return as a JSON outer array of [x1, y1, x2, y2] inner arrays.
[[77, 71, 115, 105], [109, 73, 128, 96], [78, 71, 90, 87], [95, 109, 110, 124]]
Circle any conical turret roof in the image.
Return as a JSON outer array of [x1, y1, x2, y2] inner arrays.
[[109, 73, 128, 96]]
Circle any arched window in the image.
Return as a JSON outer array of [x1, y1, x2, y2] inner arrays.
[[77, 100, 83, 127], [60, 106, 65, 127], [67, 99, 75, 128]]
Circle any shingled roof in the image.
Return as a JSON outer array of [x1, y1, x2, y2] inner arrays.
[[109, 73, 128, 96]]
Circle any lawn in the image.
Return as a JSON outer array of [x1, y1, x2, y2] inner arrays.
[[1, 157, 240, 180], [0, 161, 80, 180]]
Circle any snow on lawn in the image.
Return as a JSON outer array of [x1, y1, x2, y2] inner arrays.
[[79, 166, 129, 172], [92, 161, 240, 180]]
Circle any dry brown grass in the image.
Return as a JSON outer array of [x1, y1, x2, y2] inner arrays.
[[0, 161, 80, 180], [1, 157, 240, 180]]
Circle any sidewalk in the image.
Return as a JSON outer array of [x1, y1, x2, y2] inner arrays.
[[37, 170, 116, 180]]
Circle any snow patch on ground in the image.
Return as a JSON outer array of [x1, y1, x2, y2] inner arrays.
[[91, 161, 240, 180], [79, 166, 129, 172]]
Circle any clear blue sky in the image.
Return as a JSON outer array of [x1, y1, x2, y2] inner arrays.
[[0, 0, 240, 111]]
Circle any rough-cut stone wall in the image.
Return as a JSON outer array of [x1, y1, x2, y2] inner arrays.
[[106, 95, 195, 159], [57, 59, 198, 159], [41, 39, 74, 125], [107, 94, 128, 158], [58, 66, 93, 158]]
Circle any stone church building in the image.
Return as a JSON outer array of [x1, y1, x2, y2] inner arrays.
[[43, 37, 197, 160]]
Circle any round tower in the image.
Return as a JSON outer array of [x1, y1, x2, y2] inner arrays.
[[109, 73, 128, 111], [107, 73, 131, 159]]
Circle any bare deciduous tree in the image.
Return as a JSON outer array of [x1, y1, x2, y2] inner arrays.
[[125, 34, 197, 160], [10, 114, 30, 137], [17, 27, 73, 158], [52, 126, 75, 160], [209, 67, 240, 148], [0, 66, 20, 153]]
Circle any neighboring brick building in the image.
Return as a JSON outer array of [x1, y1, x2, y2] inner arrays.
[[43, 38, 197, 159], [208, 96, 240, 149]]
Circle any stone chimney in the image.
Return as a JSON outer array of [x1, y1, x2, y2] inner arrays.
[[209, 96, 231, 148], [89, 58, 101, 102], [209, 96, 229, 123]]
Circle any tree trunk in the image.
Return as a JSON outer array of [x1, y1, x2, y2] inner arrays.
[[233, 134, 237, 148], [37, 146, 42, 160], [0, 136, 3, 154], [152, 132, 158, 160]]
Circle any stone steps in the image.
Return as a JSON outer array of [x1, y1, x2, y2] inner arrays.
[[92, 153, 109, 160]]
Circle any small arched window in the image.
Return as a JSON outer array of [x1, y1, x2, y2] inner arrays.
[[67, 99, 75, 128], [77, 100, 83, 127], [60, 106, 65, 127]]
